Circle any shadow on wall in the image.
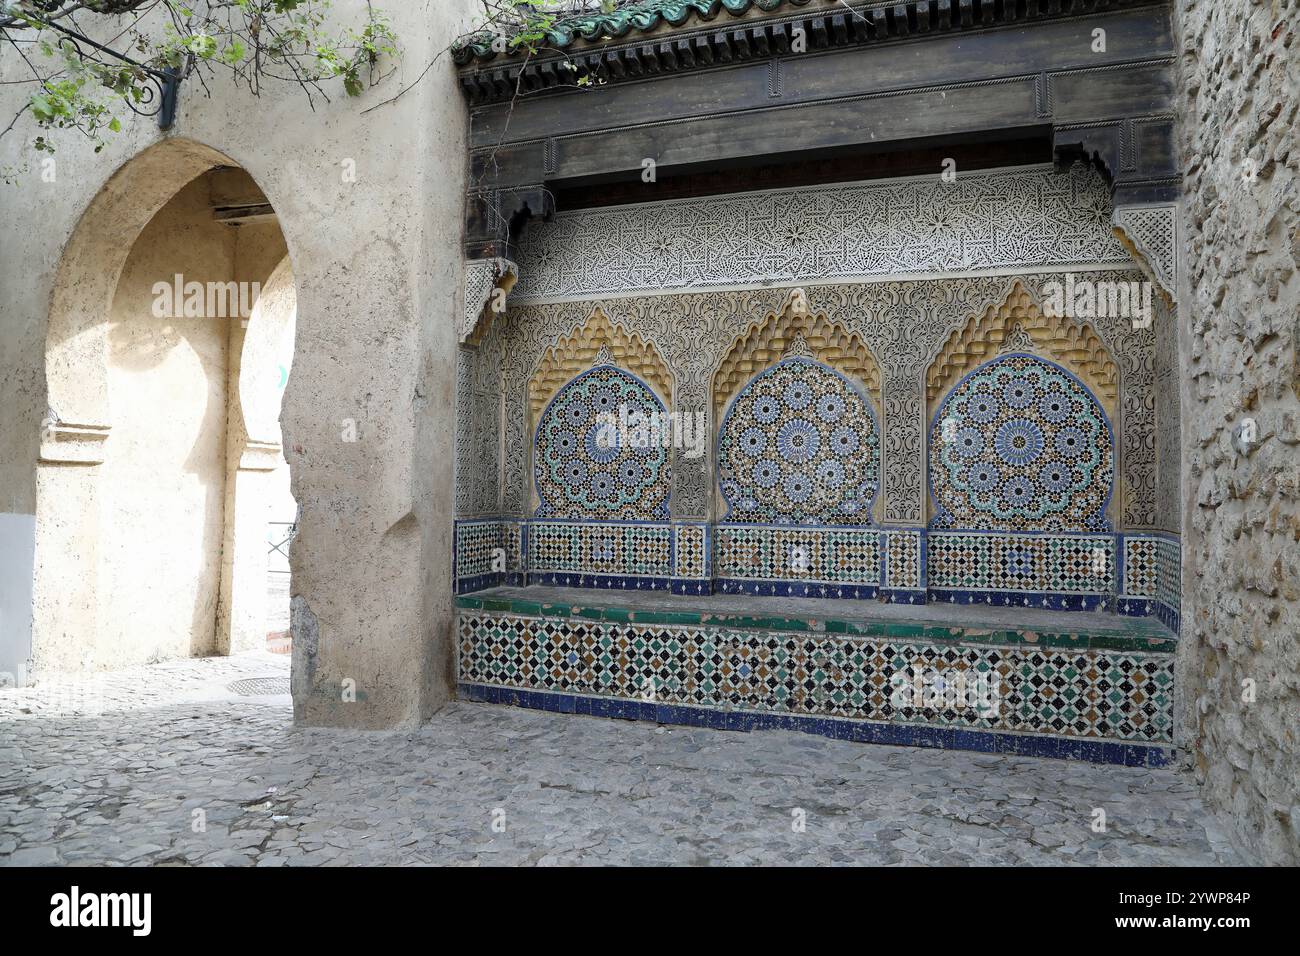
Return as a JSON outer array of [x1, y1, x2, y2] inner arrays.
[[35, 140, 295, 674]]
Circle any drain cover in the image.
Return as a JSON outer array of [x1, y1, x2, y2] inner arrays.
[[227, 677, 291, 696]]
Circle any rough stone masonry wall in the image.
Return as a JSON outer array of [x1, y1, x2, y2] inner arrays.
[[1176, 0, 1299, 864]]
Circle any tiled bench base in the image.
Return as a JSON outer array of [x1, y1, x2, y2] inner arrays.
[[456, 589, 1177, 768]]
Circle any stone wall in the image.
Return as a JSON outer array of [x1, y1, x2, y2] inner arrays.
[[1175, 0, 1300, 864]]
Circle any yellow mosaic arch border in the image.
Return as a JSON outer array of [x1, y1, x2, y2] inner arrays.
[[712, 289, 883, 418], [925, 281, 1119, 417], [528, 306, 673, 419]]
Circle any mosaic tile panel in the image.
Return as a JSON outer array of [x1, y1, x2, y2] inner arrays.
[[673, 524, 708, 579], [927, 532, 1114, 595], [718, 356, 880, 525], [713, 526, 880, 586], [454, 520, 505, 580], [1117, 533, 1181, 633], [885, 529, 924, 590], [1155, 535, 1181, 624], [453, 519, 525, 593], [534, 364, 671, 520], [931, 354, 1113, 532], [506, 521, 523, 573], [528, 521, 673, 578], [459, 612, 1174, 745], [1122, 536, 1159, 598]]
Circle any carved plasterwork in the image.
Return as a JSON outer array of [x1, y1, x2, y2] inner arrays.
[[512, 165, 1129, 302], [1112, 204, 1178, 304], [455, 346, 502, 516], [713, 288, 882, 417], [467, 270, 1155, 528], [926, 282, 1119, 417], [451, 165, 1161, 530], [527, 306, 672, 417], [462, 257, 518, 345], [1153, 293, 1181, 533]]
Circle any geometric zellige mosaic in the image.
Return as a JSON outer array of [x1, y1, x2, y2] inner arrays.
[[1123, 536, 1159, 597], [459, 613, 1173, 744]]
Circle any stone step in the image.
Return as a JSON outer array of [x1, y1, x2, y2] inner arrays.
[[456, 586, 1176, 767], [458, 586, 1177, 652]]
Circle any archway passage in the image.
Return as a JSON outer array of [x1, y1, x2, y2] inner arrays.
[[35, 144, 296, 673], [224, 254, 299, 657]]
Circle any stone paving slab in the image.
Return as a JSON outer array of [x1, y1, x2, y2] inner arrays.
[[0, 655, 1242, 866]]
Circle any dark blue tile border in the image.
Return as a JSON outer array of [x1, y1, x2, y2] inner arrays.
[[458, 683, 1173, 768], [1117, 597, 1157, 617], [669, 579, 713, 595], [526, 571, 675, 591], [927, 588, 1114, 612], [881, 588, 927, 605], [715, 579, 880, 599], [1118, 597, 1179, 636], [454, 571, 503, 594]]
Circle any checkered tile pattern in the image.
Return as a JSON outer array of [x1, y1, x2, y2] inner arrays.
[[1155, 536, 1180, 611], [673, 524, 708, 579], [1123, 537, 1159, 597], [927, 532, 1114, 594], [885, 530, 923, 589], [714, 526, 880, 584], [529, 521, 672, 577], [460, 612, 1173, 743], [454, 521, 505, 578]]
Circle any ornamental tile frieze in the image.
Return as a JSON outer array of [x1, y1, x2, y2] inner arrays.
[[462, 269, 1163, 528]]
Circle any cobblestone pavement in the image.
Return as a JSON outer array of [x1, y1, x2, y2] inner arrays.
[[0, 655, 1243, 866]]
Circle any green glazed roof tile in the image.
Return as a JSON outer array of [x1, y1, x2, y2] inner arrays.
[[454, 0, 813, 64]]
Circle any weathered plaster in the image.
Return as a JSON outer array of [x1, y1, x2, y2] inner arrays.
[[0, 0, 478, 730]]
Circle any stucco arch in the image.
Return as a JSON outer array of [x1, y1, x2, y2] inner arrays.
[[43, 139, 247, 436], [712, 287, 882, 420], [527, 306, 673, 419], [924, 281, 1119, 419], [34, 138, 297, 672], [239, 255, 297, 448]]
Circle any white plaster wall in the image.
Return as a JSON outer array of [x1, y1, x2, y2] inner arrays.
[[98, 177, 234, 666], [0, 0, 478, 727], [0, 513, 34, 686]]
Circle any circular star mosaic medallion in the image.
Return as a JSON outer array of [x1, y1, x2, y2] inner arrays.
[[718, 357, 879, 525], [930, 353, 1112, 531], [534, 365, 670, 518]]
